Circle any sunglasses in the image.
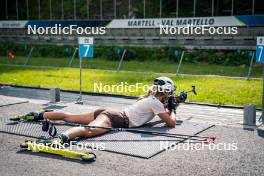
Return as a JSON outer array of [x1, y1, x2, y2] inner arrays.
[[154, 79, 166, 85]]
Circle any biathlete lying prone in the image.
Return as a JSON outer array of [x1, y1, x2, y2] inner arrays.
[[24, 77, 187, 144]]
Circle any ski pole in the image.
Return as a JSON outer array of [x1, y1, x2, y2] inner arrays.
[[52, 121, 213, 140], [85, 125, 215, 142], [45, 121, 216, 142]]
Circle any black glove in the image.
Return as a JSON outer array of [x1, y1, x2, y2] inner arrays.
[[42, 119, 57, 137], [179, 91, 187, 102], [168, 96, 177, 113]]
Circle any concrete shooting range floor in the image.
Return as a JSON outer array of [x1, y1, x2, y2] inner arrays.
[[0, 85, 263, 176], [0, 95, 28, 107]]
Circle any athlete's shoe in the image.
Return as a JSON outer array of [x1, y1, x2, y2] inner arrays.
[[24, 111, 44, 121], [58, 134, 70, 145], [24, 109, 53, 121]]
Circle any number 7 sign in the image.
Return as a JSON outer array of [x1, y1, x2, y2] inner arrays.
[[256, 37, 264, 63], [78, 37, 94, 58]]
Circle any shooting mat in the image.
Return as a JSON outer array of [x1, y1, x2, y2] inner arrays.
[[0, 115, 213, 158]]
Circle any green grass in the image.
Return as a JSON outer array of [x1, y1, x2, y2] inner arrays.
[[0, 56, 262, 78], [0, 65, 261, 108]]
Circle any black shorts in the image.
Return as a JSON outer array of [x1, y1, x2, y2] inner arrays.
[[93, 108, 129, 128]]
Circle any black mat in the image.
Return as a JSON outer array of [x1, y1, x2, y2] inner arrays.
[[80, 121, 213, 158], [0, 95, 28, 107], [0, 116, 213, 158]]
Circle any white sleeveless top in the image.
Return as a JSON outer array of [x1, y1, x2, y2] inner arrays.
[[124, 95, 166, 127]]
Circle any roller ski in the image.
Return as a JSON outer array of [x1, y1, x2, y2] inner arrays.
[[20, 138, 96, 162]]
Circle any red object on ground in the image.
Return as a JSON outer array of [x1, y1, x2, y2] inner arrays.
[[7, 51, 15, 59]]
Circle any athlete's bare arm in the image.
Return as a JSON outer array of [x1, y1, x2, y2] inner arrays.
[[158, 112, 176, 127]]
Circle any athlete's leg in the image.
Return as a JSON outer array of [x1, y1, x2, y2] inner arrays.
[[62, 114, 112, 139], [43, 111, 95, 125]]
